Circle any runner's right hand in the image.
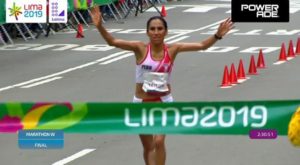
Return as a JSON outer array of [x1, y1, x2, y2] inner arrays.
[[91, 6, 102, 27]]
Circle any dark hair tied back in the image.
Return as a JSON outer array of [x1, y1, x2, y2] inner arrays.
[[146, 16, 168, 32]]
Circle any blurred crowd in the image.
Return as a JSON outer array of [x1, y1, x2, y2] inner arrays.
[[0, 0, 184, 45]]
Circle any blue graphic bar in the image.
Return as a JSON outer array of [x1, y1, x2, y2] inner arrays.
[[18, 130, 64, 149], [18, 130, 64, 140], [18, 139, 64, 149]]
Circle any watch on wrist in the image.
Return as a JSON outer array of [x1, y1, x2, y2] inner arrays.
[[214, 34, 222, 40]]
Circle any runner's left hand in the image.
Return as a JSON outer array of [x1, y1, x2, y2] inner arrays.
[[216, 18, 234, 38]]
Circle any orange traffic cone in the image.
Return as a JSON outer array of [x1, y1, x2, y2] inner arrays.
[[248, 55, 257, 75], [230, 63, 238, 85], [220, 65, 231, 88], [237, 59, 247, 83], [296, 38, 300, 55], [278, 43, 287, 61], [76, 24, 84, 38], [257, 49, 266, 69], [287, 40, 295, 58], [161, 5, 167, 17]]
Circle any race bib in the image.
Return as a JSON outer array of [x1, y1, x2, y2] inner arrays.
[[142, 72, 169, 93]]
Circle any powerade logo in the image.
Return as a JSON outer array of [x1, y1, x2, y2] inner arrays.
[[241, 4, 279, 18], [232, 0, 289, 22], [6, 0, 47, 23]]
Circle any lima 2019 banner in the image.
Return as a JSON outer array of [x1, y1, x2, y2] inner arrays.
[[0, 101, 299, 135]]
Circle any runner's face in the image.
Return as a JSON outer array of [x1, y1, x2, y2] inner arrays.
[[147, 19, 167, 44]]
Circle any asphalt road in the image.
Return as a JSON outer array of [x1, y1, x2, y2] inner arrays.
[[0, 0, 300, 164]]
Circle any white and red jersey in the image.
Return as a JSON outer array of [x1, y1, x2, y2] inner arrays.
[[136, 44, 173, 83]]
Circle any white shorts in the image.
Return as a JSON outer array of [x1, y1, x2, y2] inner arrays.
[[133, 94, 174, 103]]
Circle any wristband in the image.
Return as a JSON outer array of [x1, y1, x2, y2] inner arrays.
[[214, 34, 222, 40]]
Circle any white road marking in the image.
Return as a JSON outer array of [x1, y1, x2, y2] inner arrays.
[[100, 53, 134, 65], [166, 36, 189, 44], [287, 57, 295, 61], [201, 46, 239, 53], [220, 86, 232, 89], [238, 77, 250, 83], [290, 8, 300, 14], [52, 149, 96, 165], [146, 6, 176, 12], [29, 44, 79, 51], [240, 47, 280, 53], [170, 4, 230, 8], [183, 6, 217, 12], [0, 86, 14, 92], [96, 51, 130, 62], [20, 77, 62, 88], [164, 33, 186, 42], [273, 61, 286, 65]]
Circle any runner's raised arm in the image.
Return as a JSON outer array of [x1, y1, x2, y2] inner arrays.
[[90, 6, 145, 54]]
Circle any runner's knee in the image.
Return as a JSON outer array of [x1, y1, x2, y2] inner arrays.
[[154, 136, 165, 149], [140, 135, 155, 151]]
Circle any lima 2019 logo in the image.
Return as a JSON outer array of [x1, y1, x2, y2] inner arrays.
[[8, 2, 22, 21], [7, 0, 45, 22]]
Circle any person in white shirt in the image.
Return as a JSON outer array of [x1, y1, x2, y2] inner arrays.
[[91, 6, 233, 165]]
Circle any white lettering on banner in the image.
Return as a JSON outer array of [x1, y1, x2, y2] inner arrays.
[[200, 46, 239, 53], [29, 44, 79, 51], [0, 44, 41, 50], [124, 106, 268, 128], [71, 45, 114, 51], [240, 47, 280, 53], [251, 106, 267, 127], [125, 109, 140, 127], [149, 108, 181, 127], [266, 30, 300, 35], [181, 107, 199, 127], [200, 107, 217, 127], [236, 106, 249, 127], [219, 106, 235, 127]]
